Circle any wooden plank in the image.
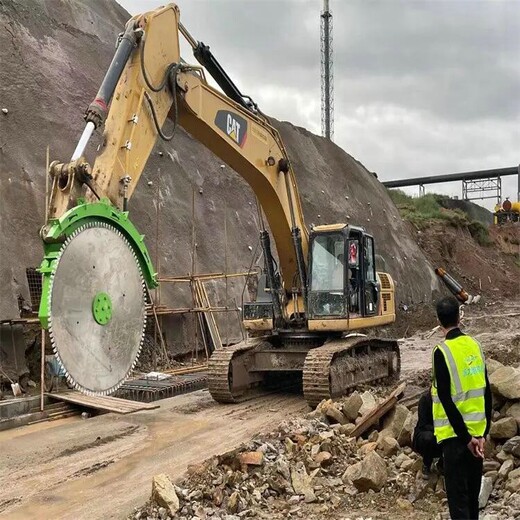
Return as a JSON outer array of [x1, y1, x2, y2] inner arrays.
[[54, 395, 154, 414], [193, 280, 223, 352], [49, 392, 159, 414], [349, 382, 406, 438]]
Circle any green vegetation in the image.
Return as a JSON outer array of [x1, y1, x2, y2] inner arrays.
[[387, 189, 492, 246], [468, 221, 492, 247]]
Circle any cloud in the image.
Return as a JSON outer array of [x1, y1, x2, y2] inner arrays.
[[117, 0, 519, 207]]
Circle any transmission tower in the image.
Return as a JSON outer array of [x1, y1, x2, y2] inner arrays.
[[321, 0, 334, 140]]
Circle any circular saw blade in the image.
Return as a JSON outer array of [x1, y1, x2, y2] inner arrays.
[[48, 222, 146, 395]]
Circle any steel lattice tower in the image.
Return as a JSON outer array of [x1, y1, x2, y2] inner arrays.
[[321, 0, 334, 140]]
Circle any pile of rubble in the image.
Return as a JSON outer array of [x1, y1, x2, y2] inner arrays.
[[132, 385, 445, 520], [477, 358, 520, 520], [133, 358, 520, 520]]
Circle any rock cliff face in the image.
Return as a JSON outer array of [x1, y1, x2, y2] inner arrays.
[[0, 0, 438, 352]]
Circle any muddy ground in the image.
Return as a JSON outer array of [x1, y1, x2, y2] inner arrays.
[[1, 300, 519, 519]]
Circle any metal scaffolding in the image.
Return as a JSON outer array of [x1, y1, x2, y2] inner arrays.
[[462, 177, 502, 203]]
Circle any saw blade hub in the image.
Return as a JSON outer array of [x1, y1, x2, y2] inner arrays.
[[92, 292, 113, 325]]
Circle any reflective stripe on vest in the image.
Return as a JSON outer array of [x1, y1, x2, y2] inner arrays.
[[434, 412, 487, 428], [431, 336, 487, 442], [431, 387, 485, 404]]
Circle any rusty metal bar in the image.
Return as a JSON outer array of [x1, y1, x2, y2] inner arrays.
[[158, 271, 258, 283]]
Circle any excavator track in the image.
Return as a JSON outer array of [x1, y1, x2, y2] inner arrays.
[[303, 337, 400, 408], [208, 339, 267, 403]]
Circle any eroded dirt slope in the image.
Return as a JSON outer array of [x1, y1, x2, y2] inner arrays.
[[414, 223, 519, 299]]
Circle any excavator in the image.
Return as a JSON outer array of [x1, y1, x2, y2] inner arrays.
[[38, 3, 399, 407]]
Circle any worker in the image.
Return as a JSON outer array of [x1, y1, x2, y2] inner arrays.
[[431, 296, 492, 520], [412, 390, 443, 477]]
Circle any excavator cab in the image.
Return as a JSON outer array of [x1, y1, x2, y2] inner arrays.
[[307, 224, 380, 322]]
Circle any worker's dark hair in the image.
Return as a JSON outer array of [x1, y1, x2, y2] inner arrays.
[[436, 296, 460, 328]]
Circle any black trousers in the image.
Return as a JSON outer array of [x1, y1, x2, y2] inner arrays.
[[442, 437, 483, 520], [413, 429, 442, 467]]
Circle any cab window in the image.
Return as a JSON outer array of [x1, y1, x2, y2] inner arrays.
[[310, 233, 344, 291]]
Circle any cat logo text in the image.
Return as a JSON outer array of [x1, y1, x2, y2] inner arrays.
[[214, 110, 248, 147]]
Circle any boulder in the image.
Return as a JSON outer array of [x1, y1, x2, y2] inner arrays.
[[489, 417, 518, 440], [498, 459, 514, 479], [377, 436, 399, 457], [483, 437, 496, 459], [339, 423, 356, 437], [314, 451, 333, 467], [502, 436, 520, 457], [396, 497, 414, 511], [152, 474, 180, 515], [343, 451, 388, 492], [508, 467, 520, 481], [319, 430, 335, 441], [322, 402, 348, 425], [489, 366, 520, 400], [213, 487, 224, 507], [505, 476, 520, 494], [479, 476, 493, 509], [398, 410, 417, 447], [380, 405, 410, 441], [291, 461, 316, 503], [359, 442, 378, 455], [368, 430, 378, 442], [401, 458, 416, 471], [359, 391, 377, 416], [506, 402, 520, 429], [342, 391, 363, 421], [395, 452, 411, 468], [484, 470, 498, 484], [496, 449, 513, 463], [483, 460, 501, 472], [486, 358, 504, 376], [227, 491, 239, 513]]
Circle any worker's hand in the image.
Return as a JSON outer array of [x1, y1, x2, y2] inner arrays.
[[467, 437, 484, 458], [477, 437, 485, 456]]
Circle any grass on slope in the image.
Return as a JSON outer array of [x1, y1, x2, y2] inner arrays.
[[388, 190, 492, 246]]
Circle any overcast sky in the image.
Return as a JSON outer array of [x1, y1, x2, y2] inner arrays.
[[118, 0, 519, 209]]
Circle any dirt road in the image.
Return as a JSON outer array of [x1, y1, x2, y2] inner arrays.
[[0, 392, 307, 519]]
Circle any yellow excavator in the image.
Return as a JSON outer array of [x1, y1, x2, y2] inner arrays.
[[39, 4, 399, 407]]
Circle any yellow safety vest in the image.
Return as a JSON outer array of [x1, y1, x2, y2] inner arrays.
[[431, 335, 487, 443]]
